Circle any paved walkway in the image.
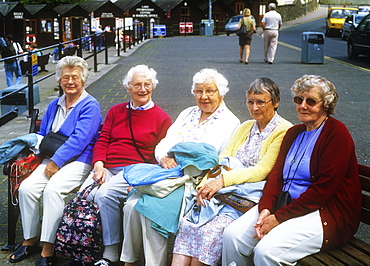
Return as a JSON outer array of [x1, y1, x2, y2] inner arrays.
[[1, 5, 369, 265]]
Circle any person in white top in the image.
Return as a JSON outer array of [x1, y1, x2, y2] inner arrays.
[[261, 3, 282, 64], [120, 68, 240, 266]]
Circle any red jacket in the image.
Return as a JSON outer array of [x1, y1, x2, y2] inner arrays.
[[93, 102, 172, 168], [259, 117, 361, 251]]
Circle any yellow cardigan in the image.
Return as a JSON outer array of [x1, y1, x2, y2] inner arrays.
[[215, 118, 292, 187]]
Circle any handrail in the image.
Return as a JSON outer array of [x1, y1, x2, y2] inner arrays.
[[0, 29, 137, 125]]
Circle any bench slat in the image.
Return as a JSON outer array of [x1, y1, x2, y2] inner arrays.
[[327, 248, 366, 265], [311, 252, 345, 266], [298, 255, 327, 266], [341, 242, 370, 265], [348, 237, 370, 257]]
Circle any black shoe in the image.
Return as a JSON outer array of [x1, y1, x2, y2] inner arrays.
[[268, 62, 273, 64], [9, 243, 40, 263], [35, 255, 57, 266], [69, 259, 85, 266]]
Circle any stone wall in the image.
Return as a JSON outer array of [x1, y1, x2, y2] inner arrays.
[[277, 0, 320, 22]]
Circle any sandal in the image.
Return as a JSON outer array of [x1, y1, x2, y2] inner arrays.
[[35, 255, 57, 266], [9, 243, 40, 263]]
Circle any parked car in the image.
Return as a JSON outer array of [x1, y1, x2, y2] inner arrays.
[[358, 6, 370, 14], [225, 15, 255, 36], [326, 6, 358, 37], [347, 13, 370, 59], [341, 13, 368, 40]]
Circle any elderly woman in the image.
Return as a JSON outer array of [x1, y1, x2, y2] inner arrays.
[[120, 68, 240, 266], [223, 75, 362, 265], [171, 77, 292, 266], [9, 56, 102, 266], [76, 65, 172, 266], [238, 8, 256, 64]]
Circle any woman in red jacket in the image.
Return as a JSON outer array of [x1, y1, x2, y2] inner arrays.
[[222, 74, 361, 265]]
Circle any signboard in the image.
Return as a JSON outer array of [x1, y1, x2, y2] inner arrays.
[[153, 25, 166, 37], [133, 5, 158, 18], [179, 22, 193, 33], [31, 54, 38, 77]]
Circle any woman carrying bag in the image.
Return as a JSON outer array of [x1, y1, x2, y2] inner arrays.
[[238, 8, 256, 64]]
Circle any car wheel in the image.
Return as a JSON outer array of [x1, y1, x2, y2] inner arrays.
[[348, 41, 358, 59], [326, 27, 331, 37]]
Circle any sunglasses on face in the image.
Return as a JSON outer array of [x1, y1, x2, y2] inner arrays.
[[293, 96, 323, 106]]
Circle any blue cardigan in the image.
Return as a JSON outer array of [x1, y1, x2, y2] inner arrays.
[[38, 94, 101, 167]]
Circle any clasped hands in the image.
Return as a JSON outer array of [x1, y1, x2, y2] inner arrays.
[[253, 209, 280, 240]]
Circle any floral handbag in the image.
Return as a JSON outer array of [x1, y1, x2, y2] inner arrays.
[[54, 182, 102, 263], [9, 155, 43, 199]]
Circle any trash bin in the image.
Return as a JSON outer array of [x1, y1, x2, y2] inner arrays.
[[200, 23, 206, 35], [0, 84, 40, 115], [301, 32, 325, 64]]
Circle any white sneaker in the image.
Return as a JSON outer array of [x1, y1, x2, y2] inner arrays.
[[94, 259, 111, 266]]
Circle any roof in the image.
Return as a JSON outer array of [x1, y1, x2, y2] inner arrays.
[[154, 0, 183, 12], [79, 0, 111, 13], [54, 4, 80, 15], [0, 2, 19, 16], [114, 0, 142, 11]]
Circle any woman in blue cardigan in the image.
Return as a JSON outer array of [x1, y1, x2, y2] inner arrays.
[[9, 56, 102, 266]]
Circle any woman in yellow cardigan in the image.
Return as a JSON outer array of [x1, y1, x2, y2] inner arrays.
[[171, 77, 292, 266]]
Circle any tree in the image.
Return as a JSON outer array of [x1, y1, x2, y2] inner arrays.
[[19, 0, 87, 7]]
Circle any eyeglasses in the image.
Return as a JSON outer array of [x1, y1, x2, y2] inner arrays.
[[245, 99, 272, 108], [131, 82, 153, 90], [193, 89, 218, 96], [62, 75, 81, 82], [293, 96, 323, 106]]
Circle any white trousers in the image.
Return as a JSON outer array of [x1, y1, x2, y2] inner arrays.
[[263, 30, 279, 63], [120, 191, 168, 266], [18, 159, 91, 243], [222, 205, 323, 266], [80, 168, 130, 246]]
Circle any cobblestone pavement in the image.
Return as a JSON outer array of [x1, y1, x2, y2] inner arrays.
[[0, 6, 369, 265]]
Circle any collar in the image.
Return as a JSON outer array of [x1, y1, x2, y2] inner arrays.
[[128, 99, 154, 110]]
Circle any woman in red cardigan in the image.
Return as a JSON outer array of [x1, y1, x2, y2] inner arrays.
[[222, 74, 361, 265]]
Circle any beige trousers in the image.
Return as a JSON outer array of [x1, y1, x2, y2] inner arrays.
[[120, 191, 168, 266], [18, 159, 91, 243], [263, 29, 279, 63]]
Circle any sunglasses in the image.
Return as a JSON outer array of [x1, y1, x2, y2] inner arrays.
[[293, 96, 323, 106]]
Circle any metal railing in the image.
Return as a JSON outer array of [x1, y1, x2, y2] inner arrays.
[[0, 30, 139, 126]]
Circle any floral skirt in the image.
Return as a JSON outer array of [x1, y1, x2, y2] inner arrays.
[[173, 214, 233, 266]]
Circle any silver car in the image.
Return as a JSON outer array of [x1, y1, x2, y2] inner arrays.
[[225, 15, 255, 36], [342, 13, 368, 40]]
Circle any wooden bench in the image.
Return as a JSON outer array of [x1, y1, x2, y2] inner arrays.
[[20, 53, 50, 75], [298, 164, 370, 265], [38, 53, 50, 72]]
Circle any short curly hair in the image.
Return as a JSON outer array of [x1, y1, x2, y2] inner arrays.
[[55, 56, 89, 85], [291, 74, 338, 116], [191, 68, 229, 96]]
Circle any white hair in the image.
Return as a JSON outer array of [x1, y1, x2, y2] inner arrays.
[[191, 68, 229, 96], [122, 65, 158, 89], [269, 3, 277, 10], [55, 56, 89, 84]]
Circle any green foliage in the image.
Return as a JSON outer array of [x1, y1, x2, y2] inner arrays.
[[19, 0, 87, 7]]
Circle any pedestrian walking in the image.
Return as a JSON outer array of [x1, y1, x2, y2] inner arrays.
[[261, 3, 282, 64], [1, 34, 24, 87], [238, 8, 256, 64], [95, 25, 104, 51]]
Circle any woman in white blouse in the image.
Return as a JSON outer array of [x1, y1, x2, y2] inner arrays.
[[120, 68, 240, 266]]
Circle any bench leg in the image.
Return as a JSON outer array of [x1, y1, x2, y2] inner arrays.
[[1, 178, 21, 251]]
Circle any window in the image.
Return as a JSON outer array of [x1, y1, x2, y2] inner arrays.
[[41, 19, 53, 33], [180, 7, 190, 16], [235, 2, 244, 15]]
